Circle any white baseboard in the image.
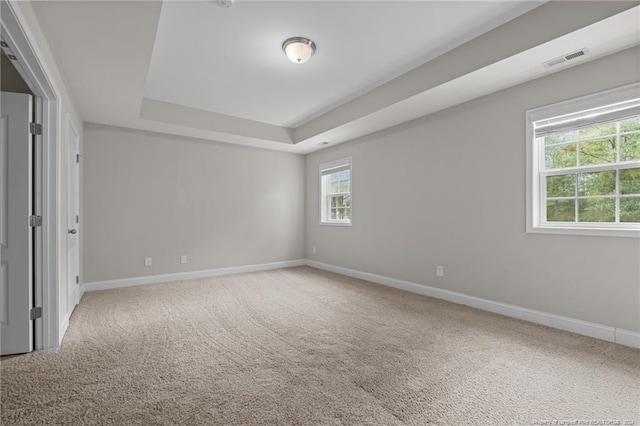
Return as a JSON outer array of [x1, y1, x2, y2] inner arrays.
[[77, 258, 639, 350], [83, 259, 307, 293], [615, 329, 640, 348], [59, 314, 69, 346], [307, 260, 640, 349]]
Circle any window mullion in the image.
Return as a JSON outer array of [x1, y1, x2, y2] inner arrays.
[[615, 122, 621, 223], [540, 171, 547, 223], [544, 162, 639, 176], [615, 169, 620, 223], [616, 121, 621, 163], [576, 130, 581, 168], [574, 172, 578, 223]]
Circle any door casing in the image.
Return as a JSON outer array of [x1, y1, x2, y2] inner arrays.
[[1, 0, 63, 350], [67, 117, 80, 314]]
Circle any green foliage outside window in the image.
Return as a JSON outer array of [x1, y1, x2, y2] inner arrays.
[[328, 170, 351, 221], [544, 117, 640, 223]]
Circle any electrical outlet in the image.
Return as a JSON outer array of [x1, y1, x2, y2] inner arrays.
[[180, 255, 188, 264], [144, 257, 152, 267], [436, 265, 444, 277], [312, 246, 317, 254]]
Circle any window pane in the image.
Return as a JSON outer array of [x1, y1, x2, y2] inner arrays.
[[620, 168, 640, 195], [545, 131, 577, 145], [547, 200, 575, 222], [579, 122, 616, 139], [343, 195, 351, 207], [330, 208, 337, 220], [546, 174, 575, 198], [620, 197, 640, 223], [344, 207, 351, 220], [545, 143, 577, 169], [578, 198, 615, 222], [579, 137, 616, 166], [621, 117, 640, 133], [578, 171, 615, 196], [330, 197, 337, 208], [620, 132, 640, 161], [328, 171, 351, 194]]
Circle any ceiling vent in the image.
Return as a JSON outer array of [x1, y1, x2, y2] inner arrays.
[[543, 48, 590, 68]]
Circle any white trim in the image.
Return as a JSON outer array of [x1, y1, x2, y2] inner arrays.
[[306, 260, 640, 349], [526, 82, 640, 238], [528, 83, 640, 124], [66, 115, 80, 315], [75, 259, 639, 349], [83, 260, 307, 293], [319, 156, 353, 226], [615, 329, 640, 348], [58, 313, 69, 346], [319, 157, 351, 173], [1, 0, 62, 351]]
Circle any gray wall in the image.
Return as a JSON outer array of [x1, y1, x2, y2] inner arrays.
[[306, 46, 640, 332], [83, 125, 305, 282]]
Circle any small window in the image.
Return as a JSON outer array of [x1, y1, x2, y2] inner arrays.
[[526, 83, 640, 237], [320, 157, 352, 225]]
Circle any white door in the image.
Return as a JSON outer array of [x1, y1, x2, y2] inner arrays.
[[67, 120, 79, 312], [1, 92, 33, 355]]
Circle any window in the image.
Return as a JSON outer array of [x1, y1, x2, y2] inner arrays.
[[320, 157, 352, 225], [526, 83, 640, 237]]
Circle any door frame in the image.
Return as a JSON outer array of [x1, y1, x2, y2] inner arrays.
[[66, 116, 79, 314], [1, 0, 62, 350]]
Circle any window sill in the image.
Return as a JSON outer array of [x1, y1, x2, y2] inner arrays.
[[320, 221, 352, 227], [527, 224, 640, 238]]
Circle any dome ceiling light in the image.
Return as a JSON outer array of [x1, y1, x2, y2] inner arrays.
[[282, 37, 316, 64]]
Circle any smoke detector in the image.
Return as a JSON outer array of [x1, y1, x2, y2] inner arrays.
[[543, 48, 590, 68], [216, 0, 234, 8]]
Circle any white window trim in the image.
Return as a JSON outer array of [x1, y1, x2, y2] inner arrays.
[[319, 157, 352, 226], [526, 82, 640, 238]]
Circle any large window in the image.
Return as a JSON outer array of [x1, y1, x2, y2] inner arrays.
[[526, 83, 640, 237], [320, 157, 352, 225]]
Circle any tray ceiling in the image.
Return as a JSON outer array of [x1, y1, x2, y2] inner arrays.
[[31, 1, 640, 153], [144, 1, 541, 128]]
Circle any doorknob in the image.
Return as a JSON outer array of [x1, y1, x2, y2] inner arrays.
[[68, 229, 77, 235]]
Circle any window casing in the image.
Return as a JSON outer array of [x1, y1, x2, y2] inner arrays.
[[320, 157, 352, 226], [526, 83, 640, 237]]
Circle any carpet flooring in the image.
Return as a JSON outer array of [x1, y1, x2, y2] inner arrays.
[[1, 266, 639, 425]]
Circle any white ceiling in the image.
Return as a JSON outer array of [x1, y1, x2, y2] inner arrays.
[[30, 1, 640, 154], [144, 1, 541, 128]]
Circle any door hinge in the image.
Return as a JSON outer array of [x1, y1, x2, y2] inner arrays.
[[29, 215, 42, 227], [76, 215, 79, 224], [76, 275, 79, 285], [29, 122, 42, 135], [76, 154, 80, 163], [30, 307, 42, 320]]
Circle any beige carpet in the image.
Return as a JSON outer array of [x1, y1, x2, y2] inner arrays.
[[1, 267, 639, 425]]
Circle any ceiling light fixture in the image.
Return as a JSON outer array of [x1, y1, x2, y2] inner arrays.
[[216, 0, 234, 8], [282, 37, 316, 64]]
